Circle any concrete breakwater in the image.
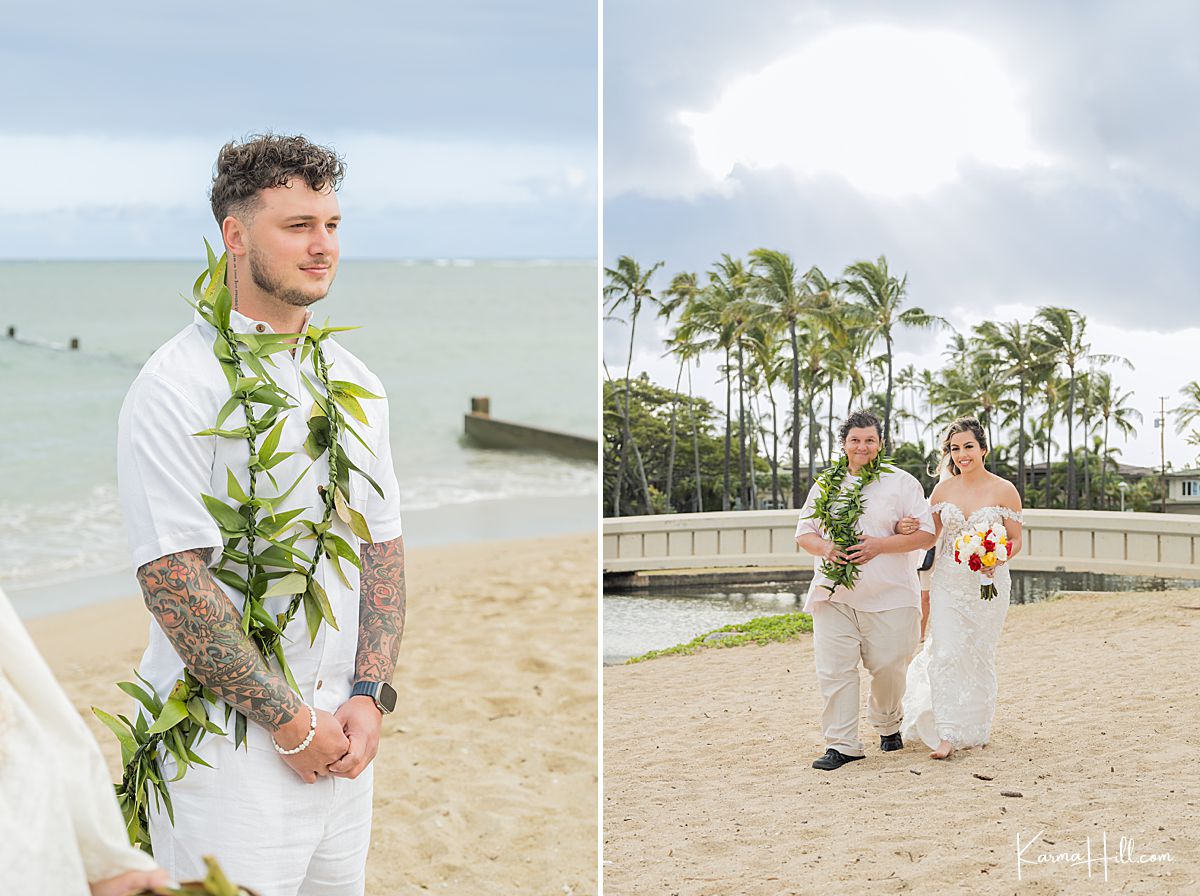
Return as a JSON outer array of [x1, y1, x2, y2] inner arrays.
[[463, 396, 596, 461]]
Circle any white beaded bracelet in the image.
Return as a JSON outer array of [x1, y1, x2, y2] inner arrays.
[[272, 704, 317, 756]]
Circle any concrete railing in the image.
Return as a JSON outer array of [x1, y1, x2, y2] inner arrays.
[[603, 509, 1200, 579]]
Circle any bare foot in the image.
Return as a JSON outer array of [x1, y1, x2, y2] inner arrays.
[[929, 740, 955, 759]]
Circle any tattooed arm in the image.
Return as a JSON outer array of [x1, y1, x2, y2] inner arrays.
[[355, 535, 407, 682], [138, 548, 301, 728], [137, 548, 348, 782], [328, 535, 406, 779]]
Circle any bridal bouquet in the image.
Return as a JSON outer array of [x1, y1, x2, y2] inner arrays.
[[952, 527, 1011, 600]]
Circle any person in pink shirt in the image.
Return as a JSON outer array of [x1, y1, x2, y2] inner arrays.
[[794, 411, 937, 770]]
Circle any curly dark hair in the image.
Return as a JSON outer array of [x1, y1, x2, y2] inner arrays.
[[838, 410, 883, 444], [210, 134, 346, 223], [940, 416, 988, 476]]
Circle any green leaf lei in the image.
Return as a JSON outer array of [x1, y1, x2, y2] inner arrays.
[[804, 452, 894, 593], [95, 243, 386, 851]]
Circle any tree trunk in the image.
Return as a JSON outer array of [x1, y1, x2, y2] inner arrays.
[[747, 401, 758, 510], [603, 365, 625, 518], [789, 319, 801, 509], [737, 340, 748, 510], [1081, 414, 1091, 510], [806, 365, 818, 490], [688, 363, 703, 513], [768, 388, 780, 507], [665, 357, 684, 511], [826, 379, 835, 467], [613, 312, 638, 517], [1102, 416, 1111, 511], [1017, 378, 1027, 501], [884, 333, 894, 452], [723, 348, 732, 512], [1066, 368, 1077, 509], [1045, 428, 1053, 507], [631, 436, 653, 514]]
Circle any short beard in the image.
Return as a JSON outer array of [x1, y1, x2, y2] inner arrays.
[[248, 244, 330, 307]]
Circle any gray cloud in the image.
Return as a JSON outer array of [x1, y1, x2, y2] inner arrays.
[[604, 0, 1200, 350], [0, 2, 597, 258]]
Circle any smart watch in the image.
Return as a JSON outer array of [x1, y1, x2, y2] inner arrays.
[[350, 680, 398, 714]]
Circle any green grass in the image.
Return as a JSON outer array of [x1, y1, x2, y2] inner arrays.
[[625, 612, 814, 664]]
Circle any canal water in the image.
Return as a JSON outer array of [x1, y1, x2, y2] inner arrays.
[[602, 570, 1200, 665]]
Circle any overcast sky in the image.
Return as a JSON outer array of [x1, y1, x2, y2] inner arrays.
[[603, 0, 1200, 468], [0, 1, 596, 259]]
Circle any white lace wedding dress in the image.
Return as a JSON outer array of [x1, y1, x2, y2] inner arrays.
[[901, 503, 1021, 751]]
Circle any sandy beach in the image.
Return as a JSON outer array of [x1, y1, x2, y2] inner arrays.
[[604, 589, 1199, 895], [27, 532, 598, 896]]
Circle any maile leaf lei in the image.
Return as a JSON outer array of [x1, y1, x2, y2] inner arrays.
[[95, 242, 385, 851], [804, 452, 894, 593]]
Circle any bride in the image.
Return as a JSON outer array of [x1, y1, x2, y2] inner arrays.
[[897, 417, 1023, 759]]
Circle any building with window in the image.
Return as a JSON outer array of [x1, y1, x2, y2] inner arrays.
[[1165, 469, 1200, 514]]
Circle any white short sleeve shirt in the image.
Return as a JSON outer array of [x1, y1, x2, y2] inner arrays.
[[116, 308, 403, 751], [794, 467, 933, 613]]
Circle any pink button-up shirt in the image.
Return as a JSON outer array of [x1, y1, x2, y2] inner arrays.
[[794, 468, 934, 613]]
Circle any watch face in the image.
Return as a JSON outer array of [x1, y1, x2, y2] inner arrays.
[[378, 682, 398, 713]]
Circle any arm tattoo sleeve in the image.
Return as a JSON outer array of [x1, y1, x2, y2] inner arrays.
[[356, 536, 407, 682], [137, 547, 302, 731]]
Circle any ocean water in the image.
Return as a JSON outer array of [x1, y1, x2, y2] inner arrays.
[[0, 259, 598, 609], [602, 570, 1200, 663]]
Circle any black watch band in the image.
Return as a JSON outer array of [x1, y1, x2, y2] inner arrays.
[[351, 680, 397, 714]]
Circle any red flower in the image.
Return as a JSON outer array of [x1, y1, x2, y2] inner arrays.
[[968, 554, 982, 572], [954, 550, 961, 563], [983, 538, 996, 553]]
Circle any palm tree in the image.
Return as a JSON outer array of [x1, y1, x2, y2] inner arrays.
[[976, 320, 1049, 500], [894, 364, 918, 444], [659, 271, 700, 510], [683, 259, 744, 510], [750, 248, 813, 508], [707, 256, 762, 509], [934, 345, 1013, 468], [841, 256, 939, 452], [746, 319, 788, 508], [1025, 420, 1058, 508], [603, 256, 663, 515], [807, 270, 857, 461], [1035, 374, 1064, 507], [1092, 371, 1141, 510], [1172, 381, 1200, 438], [1076, 371, 1097, 509], [1033, 308, 1126, 510], [916, 367, 939, 456]]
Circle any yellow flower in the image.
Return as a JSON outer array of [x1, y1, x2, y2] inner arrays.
[[982, 552, 996, 567]]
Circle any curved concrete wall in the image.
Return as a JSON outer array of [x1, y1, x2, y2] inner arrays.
[[603, 509, 1200, 579]]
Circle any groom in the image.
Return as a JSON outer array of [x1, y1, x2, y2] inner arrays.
[[117, 135, 406, 893], [795, 412, 935, 770]]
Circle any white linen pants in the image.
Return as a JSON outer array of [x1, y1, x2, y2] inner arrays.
[[148, 734, 373, 896], [811, 600, 920, 757]]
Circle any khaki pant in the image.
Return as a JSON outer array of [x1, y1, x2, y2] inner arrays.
[[811, 600, 921, 757]]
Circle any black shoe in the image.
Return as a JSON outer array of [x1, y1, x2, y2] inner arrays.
[[880, 732, 903, 752], [812, 748, 865, 770]]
